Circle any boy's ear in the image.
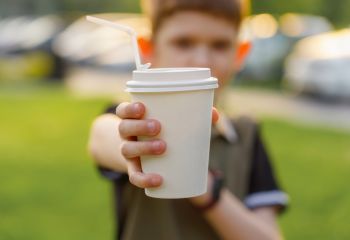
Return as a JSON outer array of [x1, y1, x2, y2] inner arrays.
[[137, 36, 154, 62], [234, 41, 252, 71]]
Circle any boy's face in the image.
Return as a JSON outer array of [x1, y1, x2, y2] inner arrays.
[[151, 11, 239, 90]]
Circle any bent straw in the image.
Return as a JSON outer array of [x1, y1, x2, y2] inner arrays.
[[86, 15, 151, 70]]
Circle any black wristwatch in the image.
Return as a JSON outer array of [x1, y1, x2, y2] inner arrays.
[[196, 169, 224, 212]]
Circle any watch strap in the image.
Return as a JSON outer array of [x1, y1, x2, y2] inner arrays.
[[195, 169, 224, 212]]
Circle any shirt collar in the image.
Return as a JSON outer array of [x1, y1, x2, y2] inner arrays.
[[212, 112, 238, 143]]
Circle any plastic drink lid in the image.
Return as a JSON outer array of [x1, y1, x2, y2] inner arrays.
[[127, 68, 218, 93]]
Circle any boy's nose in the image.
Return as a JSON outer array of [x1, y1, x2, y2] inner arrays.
[[190, 46, 212, 68]]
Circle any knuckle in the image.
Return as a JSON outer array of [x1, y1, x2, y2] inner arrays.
[[129, 175, 139, 187], [116, 102, 130, 118], [118, 121, 127, 136], [120, 141, 130, 157], [128, 174, 135, 185], [129, 173, 145, 188], [115, 105, 123, 117]]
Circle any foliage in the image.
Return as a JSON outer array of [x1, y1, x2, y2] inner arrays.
[[2, 0, 349, 27], [252, 0, 350, 27]]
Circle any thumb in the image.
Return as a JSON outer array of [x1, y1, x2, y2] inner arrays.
[[212, 107, 219, 124]]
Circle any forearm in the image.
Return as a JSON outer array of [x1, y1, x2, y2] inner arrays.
[[203, 189, 282, 240], [88, 114, 127, 172]]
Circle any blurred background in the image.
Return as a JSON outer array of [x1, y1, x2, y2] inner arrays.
[[1, 0, 350, 239]]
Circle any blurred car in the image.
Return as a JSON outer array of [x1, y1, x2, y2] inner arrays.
[[52, 13, 151, 96], [279, 13, 333, 39], [237, 13, 333, 83], [0, 15, 65, 82], [284, 28, 350, 99]]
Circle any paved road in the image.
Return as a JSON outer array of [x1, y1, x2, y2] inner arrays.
[[224, 89, 350, 132], [66, 69, 350, 132]]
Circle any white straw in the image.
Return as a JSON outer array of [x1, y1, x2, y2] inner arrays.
[[86, 15, 150, 70]]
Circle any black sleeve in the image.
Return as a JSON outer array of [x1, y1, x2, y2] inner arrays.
[[95, 104, 128, 182], [245, 126, 289, 211], [97, 165, 128, 182], [104, 104, 118, 115]]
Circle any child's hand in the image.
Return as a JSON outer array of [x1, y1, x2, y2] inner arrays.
[[116, 102, 165, 188], [116, 102, 219, 189]]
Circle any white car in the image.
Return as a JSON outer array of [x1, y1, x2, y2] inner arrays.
[[285, 29, 350, 99], [238, 14, 333, 82]]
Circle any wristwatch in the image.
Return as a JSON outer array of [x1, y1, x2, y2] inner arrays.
[[196, 169, 224, 212]]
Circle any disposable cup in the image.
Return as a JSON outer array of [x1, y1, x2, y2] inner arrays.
[[126, 67, 218, 198]]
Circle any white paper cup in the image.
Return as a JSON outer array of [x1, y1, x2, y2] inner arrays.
[[126, 68, 218, 198]]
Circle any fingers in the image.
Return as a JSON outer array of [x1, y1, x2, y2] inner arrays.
[[116, 102, 165, 188], [116, 102, 145, 119], [127, 157, 163, 188], [119, 119, 161, 138], [121, 140, 166, 159], [123, 140, 165, 188], [212, 107, 219, 124]]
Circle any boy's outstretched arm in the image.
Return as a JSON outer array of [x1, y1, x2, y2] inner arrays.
[[88, 102, 282, 240], [190, 183, 283, 240], [88, 113, 127, 172]]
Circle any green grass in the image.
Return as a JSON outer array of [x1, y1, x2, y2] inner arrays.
[[1, 83, 350, 239], [0, 83, 114, 240], [261, 119, 350, 240]]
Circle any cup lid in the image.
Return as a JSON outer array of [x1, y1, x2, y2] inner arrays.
[[127, 68, 218, 92]]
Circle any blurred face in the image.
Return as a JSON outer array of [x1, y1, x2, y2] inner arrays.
[[151, 11, 239, 91]]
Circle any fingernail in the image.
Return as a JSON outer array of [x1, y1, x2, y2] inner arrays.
[[133, 103, 141, 113], [152, 141, 163, 153], [147, 121, 156, 133], [151, 176, 162, 186]]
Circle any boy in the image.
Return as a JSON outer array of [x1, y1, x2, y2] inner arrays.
[[88, 0, 288, 239]]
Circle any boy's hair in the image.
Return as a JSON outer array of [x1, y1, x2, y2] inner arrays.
[[141, 0, 244, 36]]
